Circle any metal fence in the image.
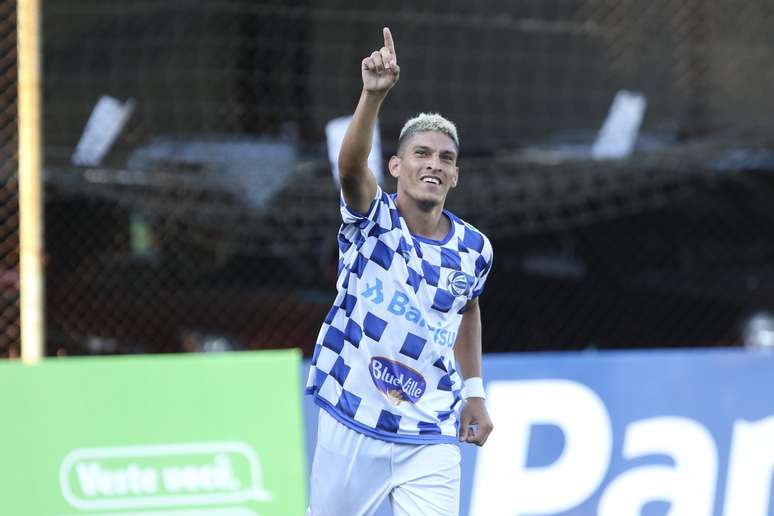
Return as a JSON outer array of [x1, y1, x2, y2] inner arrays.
[[7, 0, 774, 357], [0, 0, 18, 358]]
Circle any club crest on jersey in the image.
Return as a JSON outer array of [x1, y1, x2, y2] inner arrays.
[[370, 356, 426, 405], [447, 271, 472, 297]]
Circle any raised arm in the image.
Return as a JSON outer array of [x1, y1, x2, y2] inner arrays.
[[339, 27, 401, 213]]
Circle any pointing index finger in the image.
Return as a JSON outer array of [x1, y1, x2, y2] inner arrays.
[[383, 27, 397, 61]]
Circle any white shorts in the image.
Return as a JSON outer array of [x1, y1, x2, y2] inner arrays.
[[308, 408, 461, 516]]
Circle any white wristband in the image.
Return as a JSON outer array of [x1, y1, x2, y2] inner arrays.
[[461, 377, 486, 400]]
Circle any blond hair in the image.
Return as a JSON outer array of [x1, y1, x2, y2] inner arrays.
[[398, 112, 459, 152]]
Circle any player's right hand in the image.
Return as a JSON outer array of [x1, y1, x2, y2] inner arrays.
[[362, 27, 400, 94]]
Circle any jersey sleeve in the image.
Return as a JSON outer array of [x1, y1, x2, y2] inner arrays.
[[340, 185, 387, 224], [338, 185, 400, 247], [471, 235, 494, 299]]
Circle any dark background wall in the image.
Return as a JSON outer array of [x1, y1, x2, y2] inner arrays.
[[12, 0, 774, 357]]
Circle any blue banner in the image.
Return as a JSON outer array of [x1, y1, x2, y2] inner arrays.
[[302, 348, 774, 516]]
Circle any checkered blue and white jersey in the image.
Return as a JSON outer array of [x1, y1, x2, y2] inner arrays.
[[305, 186, 494, 444]]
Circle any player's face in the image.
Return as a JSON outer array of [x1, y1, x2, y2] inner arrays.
[[390, 131, 459, 208]]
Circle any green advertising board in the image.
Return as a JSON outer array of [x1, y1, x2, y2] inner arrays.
[[0, 350, 307, 516]]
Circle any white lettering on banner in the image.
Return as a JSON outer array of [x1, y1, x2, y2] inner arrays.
[[162, 454, 241, 493], [77, 462, 158, 496], [469, 380, 612, 515], [60, 442, 272, 511], [468, 379, 774, 516], [597, 417, 717, 516], [74, 454, 240, 498], [723, 416, 774, 516]]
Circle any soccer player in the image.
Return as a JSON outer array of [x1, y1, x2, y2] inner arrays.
[[306, 27, 494, 516]]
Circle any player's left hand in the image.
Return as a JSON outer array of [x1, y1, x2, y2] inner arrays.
[[458, 398, 493, 446]]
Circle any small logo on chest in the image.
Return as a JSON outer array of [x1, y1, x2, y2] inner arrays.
[[446, 271, 471, 297]]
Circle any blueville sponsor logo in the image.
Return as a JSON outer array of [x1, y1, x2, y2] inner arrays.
[[361, 279, 457, 348], [370, 356, 427, 405]]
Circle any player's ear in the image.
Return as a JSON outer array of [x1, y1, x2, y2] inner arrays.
[[388, 155, 401, 179], [450, 166, 459, 188]]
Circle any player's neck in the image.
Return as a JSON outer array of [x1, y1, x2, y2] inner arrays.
[[396, 195, 449, 241]]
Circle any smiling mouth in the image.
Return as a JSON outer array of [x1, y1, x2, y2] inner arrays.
[[421, 176, 441, 185]]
